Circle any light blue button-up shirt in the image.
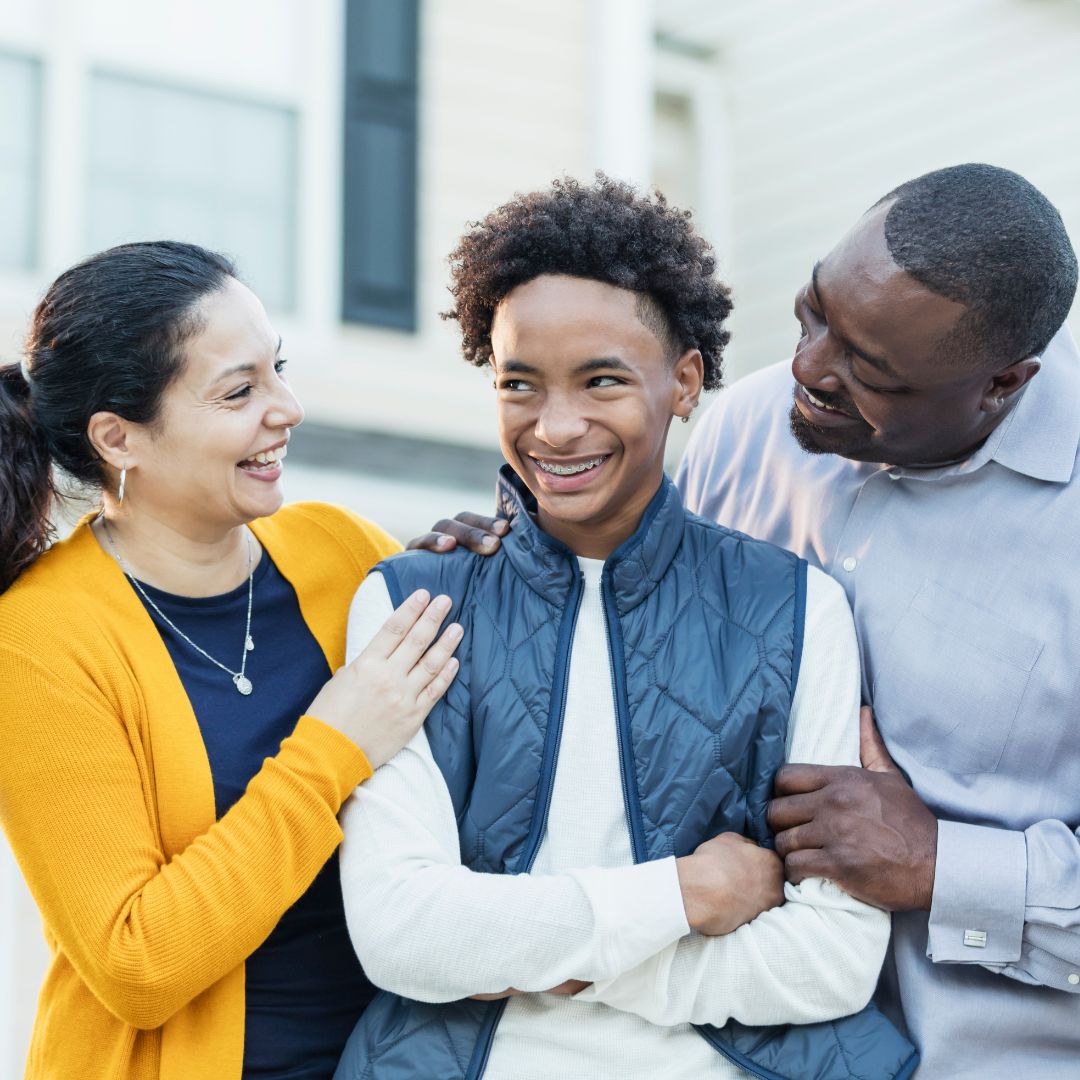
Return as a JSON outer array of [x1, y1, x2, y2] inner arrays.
[[676, 326, 1080, 1079]]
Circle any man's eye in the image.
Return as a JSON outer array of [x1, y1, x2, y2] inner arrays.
[[850, 370, 903, 394], [590, 375, 624, 388], [500, 379, 534, 392]]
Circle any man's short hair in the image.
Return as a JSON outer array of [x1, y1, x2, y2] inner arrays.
[[878, 163, 1078, 368], [444, 174, 733, 390]]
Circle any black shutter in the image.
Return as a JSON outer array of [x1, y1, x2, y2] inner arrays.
[[342, 0, 420, 330]]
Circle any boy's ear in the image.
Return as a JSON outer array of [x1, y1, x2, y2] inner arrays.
[[672, 348, 704, 419]]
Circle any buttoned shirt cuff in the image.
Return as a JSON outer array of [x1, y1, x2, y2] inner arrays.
[[927, 820, 1026, 965]]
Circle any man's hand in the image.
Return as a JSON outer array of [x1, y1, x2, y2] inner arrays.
[[676, 832, 785, 935], [406, 512, 508, 555], [767, 707, 938, 911]]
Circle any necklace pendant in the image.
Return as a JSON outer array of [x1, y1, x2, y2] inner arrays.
[[245, 634, 255, 652], [233, 674, 254, 696]]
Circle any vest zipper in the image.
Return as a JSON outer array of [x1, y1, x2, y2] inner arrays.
[[600, 572, 648, 863], [464, 567, 584, 1080], [601, 573, 777, 1080]]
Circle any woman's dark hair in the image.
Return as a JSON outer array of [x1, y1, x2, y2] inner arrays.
[[443, 174, 733, 388], [0, 240, 237, 592]]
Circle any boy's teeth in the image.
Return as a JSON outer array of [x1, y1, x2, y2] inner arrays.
[[537, 456, 604, 476]]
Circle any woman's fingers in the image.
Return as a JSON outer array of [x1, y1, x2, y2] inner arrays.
[[417, 656, 460, 709], [365, 589, 434, 658], [366, 589, 453, 668], [410, 622, 463, 685], [383, 594, 454, 672]]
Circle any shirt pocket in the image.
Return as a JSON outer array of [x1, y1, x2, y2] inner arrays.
[[870, 579, 1044, 776]]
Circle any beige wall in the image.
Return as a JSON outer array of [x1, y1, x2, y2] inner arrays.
[[0, 0, 601, 453], [659, 0, 1080, 383]]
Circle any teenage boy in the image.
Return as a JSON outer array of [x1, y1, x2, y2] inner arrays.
[[333, 177, 916, 1080]]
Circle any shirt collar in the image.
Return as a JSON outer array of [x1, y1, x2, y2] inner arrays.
[[987, 323, 1080, 483], [889, 323, 1080, 485]]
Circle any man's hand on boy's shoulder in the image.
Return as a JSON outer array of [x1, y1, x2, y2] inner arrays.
[[407, 512, 508, 555]]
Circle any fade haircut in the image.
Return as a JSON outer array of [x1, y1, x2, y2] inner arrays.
[[443, 174, 733, 390], [879, 164, 1077, 368]]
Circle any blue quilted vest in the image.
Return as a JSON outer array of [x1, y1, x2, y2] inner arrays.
[[335, 468, 917, 1080]]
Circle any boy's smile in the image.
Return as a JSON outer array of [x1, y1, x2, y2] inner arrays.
[[490, 274, 703, 559]]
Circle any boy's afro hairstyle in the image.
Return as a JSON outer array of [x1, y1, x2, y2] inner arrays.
[[443, 174, 733, 390]]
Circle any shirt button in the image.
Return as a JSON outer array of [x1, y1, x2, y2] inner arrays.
[[842, 557, 858, 573], [1069, 973, 1079, 986]]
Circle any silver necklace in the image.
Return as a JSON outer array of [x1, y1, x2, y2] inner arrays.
[[101, 517, 257, 695]]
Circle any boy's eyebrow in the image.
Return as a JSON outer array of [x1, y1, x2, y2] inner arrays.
[[500, 357, 634, 375], [575, 357, 633, 374]]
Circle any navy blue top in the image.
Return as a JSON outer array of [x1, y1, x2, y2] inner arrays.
[[132, 549, 375, 1079]]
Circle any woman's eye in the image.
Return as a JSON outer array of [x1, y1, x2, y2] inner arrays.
[[275, 357, 289, 375], [796, 320, 808, 341], [226, 385, 253, 401]]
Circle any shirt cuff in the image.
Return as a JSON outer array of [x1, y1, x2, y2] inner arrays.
[[571, 856, 689, 976], [927, 819, 1026, 965]]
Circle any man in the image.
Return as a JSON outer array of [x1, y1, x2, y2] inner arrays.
[[424, 164, 1080, 1078]]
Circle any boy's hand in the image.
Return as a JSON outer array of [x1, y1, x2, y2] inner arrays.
[[406, 512, 508, 555], [676, 833, 785, 936]]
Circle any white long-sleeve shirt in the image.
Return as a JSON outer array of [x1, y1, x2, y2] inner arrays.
[[339, 560, 889, 1079]]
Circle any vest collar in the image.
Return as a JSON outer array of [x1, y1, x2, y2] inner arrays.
[[495, 465, 685, 612]]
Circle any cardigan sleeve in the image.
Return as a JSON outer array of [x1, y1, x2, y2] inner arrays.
[[0, 635, 372, 1030], [0, 500, 395, 1034]]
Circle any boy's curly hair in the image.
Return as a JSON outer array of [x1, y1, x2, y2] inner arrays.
[[443, 174, 732, 390]]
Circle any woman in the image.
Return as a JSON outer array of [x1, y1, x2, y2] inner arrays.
[[0, 241, 461, 1080]]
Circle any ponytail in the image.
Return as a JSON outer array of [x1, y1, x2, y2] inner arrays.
[[0, 362, 54, 592]]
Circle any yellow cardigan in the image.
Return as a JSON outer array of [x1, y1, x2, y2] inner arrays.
[[0, 502, 400, 1080]]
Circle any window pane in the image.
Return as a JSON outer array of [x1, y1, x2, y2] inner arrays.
[[87, 74, 297, 311], [0, 53, 41, 272]]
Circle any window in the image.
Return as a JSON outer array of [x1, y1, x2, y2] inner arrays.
[[87, 73, 298, 311], [0, 53, 41, 272], [651, 37, 731, 263], [342, 0, 420, 331]]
